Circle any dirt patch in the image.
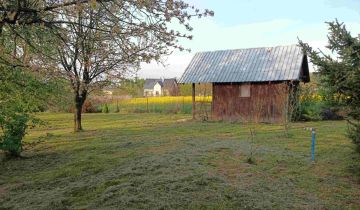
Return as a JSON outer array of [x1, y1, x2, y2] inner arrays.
[[0, 182, 24, 198], [207, 148, 253, 185], [0, 186, 7, 198]]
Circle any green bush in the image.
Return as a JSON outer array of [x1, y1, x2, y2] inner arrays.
[[102, 104, 109, 113], [348, 121, 360, 152], [0, 66, 48, 157], [0, 113, 30, 157], [299, 100, 324, 121]]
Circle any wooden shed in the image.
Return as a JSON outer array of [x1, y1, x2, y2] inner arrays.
[[179, 45, 310, 123]]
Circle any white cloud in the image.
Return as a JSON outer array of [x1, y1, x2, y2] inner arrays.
[[137, 54, 194, 79], [137, 18, 360, 78]]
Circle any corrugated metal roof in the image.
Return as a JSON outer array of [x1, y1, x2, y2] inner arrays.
[[179, 45, 309, 84]]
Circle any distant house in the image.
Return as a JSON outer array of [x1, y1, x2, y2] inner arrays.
[[163, 78, 180, 96], [102, 90, 113, 96], [179, 45, 310, 123], [102, 86, 116, 97], [144, 79, 163, 96], [143, 78, 179, 97]]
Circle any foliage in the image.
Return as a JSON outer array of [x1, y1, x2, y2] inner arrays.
[[0, 66, 50, 157], [299, 99, 324, 121], [348, 121, 360, 152], [0, 1, 98, 29], [297, 74, 344, 121], [46, 79, 74, 112], [0, 2, 58, 156], [0, 112, 35, 157], [298, 79, 324, 121], [299, 20, 360, 151], [113, 78, 145, 97], [102, 104, 109, 114]]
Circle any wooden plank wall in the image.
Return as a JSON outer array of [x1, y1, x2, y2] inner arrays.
[[212, 82, 291, 123]]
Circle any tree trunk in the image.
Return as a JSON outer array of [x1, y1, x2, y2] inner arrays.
[[74, 96, 85, 132]]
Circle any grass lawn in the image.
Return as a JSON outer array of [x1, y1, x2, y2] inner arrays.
[[1, 113, 360, 209]]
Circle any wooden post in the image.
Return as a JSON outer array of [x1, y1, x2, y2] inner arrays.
[[146, 97, 149, 113], [182, 96, 185, 113], [192, 83, 195, 119], [211, 83, 214, 119]]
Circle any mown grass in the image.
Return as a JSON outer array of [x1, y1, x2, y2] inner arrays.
[[1, 113, 360, 209]]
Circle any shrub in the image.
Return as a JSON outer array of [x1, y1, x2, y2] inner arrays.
[[348, 121, 360, 152], [82, 100, 98, 113], [320, 108, 344, 120], [68, 99, 102, 113], [0, 113, 31, 157], [0, 66, 48, 157], [299, 100, 323, 121], [102, 104, 109, 113]]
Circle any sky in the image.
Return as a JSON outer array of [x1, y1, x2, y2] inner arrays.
[[137, 0, 360, 79]]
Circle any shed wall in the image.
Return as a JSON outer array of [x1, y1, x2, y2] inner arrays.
[[212, 82, 290, 123]]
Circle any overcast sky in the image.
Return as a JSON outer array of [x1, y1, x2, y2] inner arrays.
[[137, 0, 360, 79]]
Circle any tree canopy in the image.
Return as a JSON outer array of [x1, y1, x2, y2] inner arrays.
[[299, 20, 360, 151]]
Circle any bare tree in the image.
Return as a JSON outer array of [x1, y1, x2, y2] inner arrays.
[[272, 81, 300, 137]]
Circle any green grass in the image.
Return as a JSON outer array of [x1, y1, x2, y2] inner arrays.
[[1, 113, 360, 209]]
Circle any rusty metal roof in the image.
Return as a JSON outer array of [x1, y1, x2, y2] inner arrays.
[[179, 45, 309, 84]]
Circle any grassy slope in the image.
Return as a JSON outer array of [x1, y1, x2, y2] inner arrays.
[[0, 113, 359, 209]]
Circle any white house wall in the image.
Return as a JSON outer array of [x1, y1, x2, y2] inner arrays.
[[153, 83, 162, 96], [144, 89, 153, 96]]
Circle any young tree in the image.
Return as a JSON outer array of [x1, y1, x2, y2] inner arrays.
[[53, 1, 213, 131], [299, 20, 360, 152]]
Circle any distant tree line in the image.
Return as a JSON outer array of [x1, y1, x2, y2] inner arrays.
[[113, 78, 145, 98]]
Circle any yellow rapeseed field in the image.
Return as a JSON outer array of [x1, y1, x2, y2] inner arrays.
[[300, 93, 323, 102], [120, 96, 212, 105]]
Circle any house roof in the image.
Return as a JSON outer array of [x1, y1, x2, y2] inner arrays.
[[179, 45, 310, 84], [163, 78, 177, 88], [144, 79, 162, 89]]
